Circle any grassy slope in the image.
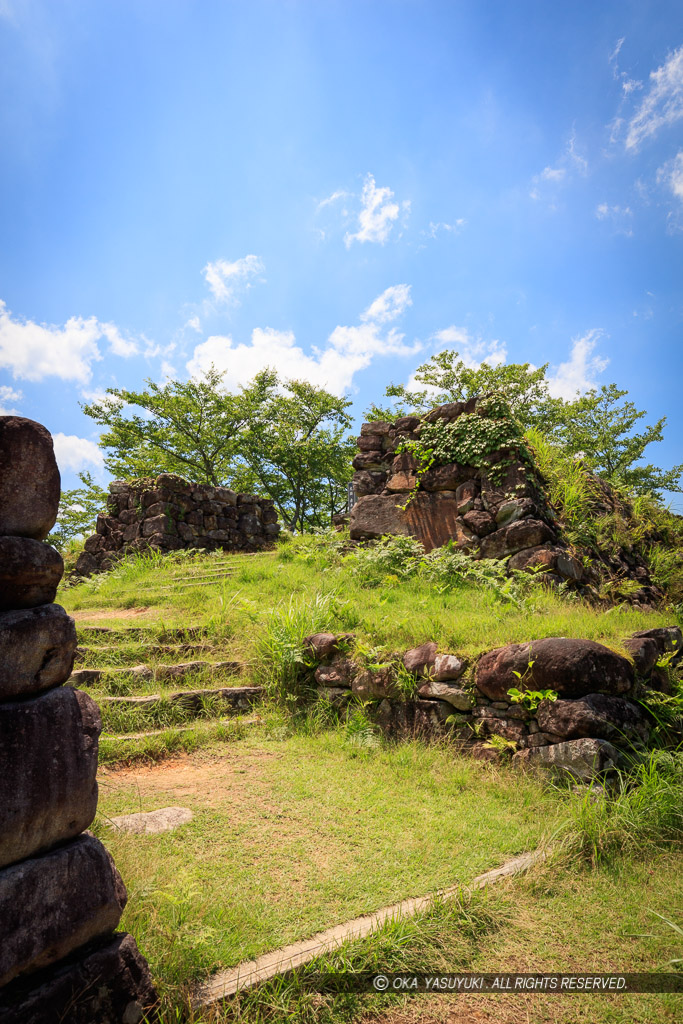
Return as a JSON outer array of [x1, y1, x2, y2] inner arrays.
[[60, 542, 674, 663]]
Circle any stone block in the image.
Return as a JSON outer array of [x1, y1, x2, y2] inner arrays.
[[417, 680, 473, 709], [513, 737, 620, 783], [403, 642, 437, 677], [0, 604, 77, 700], [0, 537, 63, 611], [0, 932, 157, 1024], [479, 519, 555, 560], [433, 653, 467, 680], [0, 417, 61, 541], [535, 693, 649, 744], [0, 687, 100, 868], [0, 834, 126, 987]]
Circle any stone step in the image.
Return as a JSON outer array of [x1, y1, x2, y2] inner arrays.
[[98, 685, 264, 717], [101, 715, 259, 741], [76, 625, 208, 642], [68, 660, 245, 687]]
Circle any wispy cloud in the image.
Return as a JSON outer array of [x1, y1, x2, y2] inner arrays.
[[530, 129, 588, 201], [431, 327, 507, 369], [344, 174, 406, 247], [202, 254, 264, 304], [546, 330, 609, 400], [0, 300, 137, 384], [316, 189, 349, 212], [625, 45, 683, 150], [425, 219, 466, 238], [595, 203, 634, 235], [608, 36, 642, 97], [186, 284, 418, 395], [657, 150, 683, 231]]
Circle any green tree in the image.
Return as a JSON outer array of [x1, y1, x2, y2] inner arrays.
[[551, 384, 683, 494], [368, 349, 556, 428], [82, 368, 248, 485], [48, 472, 108, 551], [238, 370, 355, 532]]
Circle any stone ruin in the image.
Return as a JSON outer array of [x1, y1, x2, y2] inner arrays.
[[0, 416, 157, 1023], [304, 626, 682, 781], [348, 399, 661, 603], [74, 474, 281, 577]]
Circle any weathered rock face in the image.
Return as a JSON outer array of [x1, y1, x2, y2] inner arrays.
[[0, 835, 127, 987], [0, 605, 77, 699], [417, 681, 473, 709], [475, 637, 634, 701], [0, 933, 158, 1024], [348, 404, 661, 602], [0, 418, 60, 541], [74, 473, 281, 576], [0, 687, 101, 869], [536, 693, 649, 744], [513, 737, 620, 783], [0, 537, 63, 611]]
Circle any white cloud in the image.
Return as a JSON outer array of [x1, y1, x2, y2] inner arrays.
[[361, 284, 412, 324], [432, 327, 507, 369], [546, 330, 609, 400], [658, 150, 683, 201], [540, 166, 566, 182], [0, 300, 140, 383], [99, 322, 139, 357], [52, 433, 104, 474], [344, 174, 403, 247], [186, 285, 418, 395], [202, 254, 264, 304], [530, 130, 587, 201], [316, 189, 349, 212], [626, 45, 683, 150], [595, 203, 633, 235], [185, 315, 202, 333], [0, 384, 22, 414], [425, 219, 466, 238]]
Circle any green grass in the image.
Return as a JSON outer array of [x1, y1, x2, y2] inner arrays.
[[95, 729, 566, 1004], [60, 539, 675, 666]]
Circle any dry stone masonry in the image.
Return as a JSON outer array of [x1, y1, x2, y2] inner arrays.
[[304, 625, 681, 783], [0, 416, 157, 1023], [349, 400, 660, 601], [75, 474, 281, 576]]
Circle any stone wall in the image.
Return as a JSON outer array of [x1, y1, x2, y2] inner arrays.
[[348, 400, 661, 602], [0, 416, 157, 1022], [304, 626, 681, 782], [75, 474, 281, 577]]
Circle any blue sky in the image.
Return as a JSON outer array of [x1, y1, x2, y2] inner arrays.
[[1, 0, 682, 504]]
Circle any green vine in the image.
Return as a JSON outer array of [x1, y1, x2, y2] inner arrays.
[[395, 394, 536, 508]]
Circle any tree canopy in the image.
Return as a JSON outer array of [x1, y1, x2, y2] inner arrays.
[[82, 367, 355, 531], [366, 349, 682, 497]]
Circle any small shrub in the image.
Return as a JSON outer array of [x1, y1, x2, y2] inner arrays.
[[254, 593, 334, 703]]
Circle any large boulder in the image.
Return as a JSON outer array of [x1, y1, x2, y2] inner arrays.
[[475, 637, 634, 701], [350, 491, 478, 553], [536, 693, 649, 745], [0, 932, 158, 1024], [0, 537, 63, 611], [0, 687, 100, 868], [513, 737, 620, 783], [0, 605, 77, 700], [0, 834, 127, 987], [403, 642, 437, 677], [0, 417, 60, 541], [479, 519, 555, 560]]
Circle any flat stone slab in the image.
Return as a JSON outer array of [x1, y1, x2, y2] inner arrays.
[[0, 687, 101, 869], [97, 685, 264, 714], [108, 806, 193, 834], [68, 660, 244, 686], [0, 834, 126, 987], [0, 604, 77, 700]]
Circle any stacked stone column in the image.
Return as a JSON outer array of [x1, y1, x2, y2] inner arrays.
[[0, 417, 156, 1023]]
